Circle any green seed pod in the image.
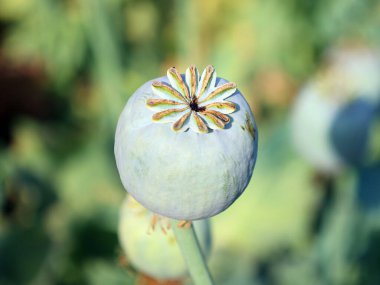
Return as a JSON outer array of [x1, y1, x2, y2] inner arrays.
[[118, 196, 211, 280], [115, 65, 258, 220]]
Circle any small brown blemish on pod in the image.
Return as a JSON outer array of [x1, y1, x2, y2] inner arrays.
[[243, 112, 256, 140]]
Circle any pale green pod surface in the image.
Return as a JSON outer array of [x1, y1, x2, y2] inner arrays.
[[118, 196, 211, 280], [115, 65, 258, 220]]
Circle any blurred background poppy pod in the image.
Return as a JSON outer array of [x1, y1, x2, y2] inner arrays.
[[330, 98, 379, 167], [291, 45, 380, 174]]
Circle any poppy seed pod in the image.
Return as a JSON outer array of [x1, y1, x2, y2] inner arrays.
[[291, 46, 380, 173], [118, 196, 211, 280], [115, 65, 258, 220]]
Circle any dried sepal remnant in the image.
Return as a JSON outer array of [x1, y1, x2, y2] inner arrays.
[[149, 214, 171, 235], [146, 65, 238, 133], [177, 220, 192, 228]]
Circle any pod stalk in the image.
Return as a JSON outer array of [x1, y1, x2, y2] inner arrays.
[[170, 219, 214, 285]]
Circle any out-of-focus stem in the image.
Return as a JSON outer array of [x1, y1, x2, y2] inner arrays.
[[176, 0, 201, 67], [170, 220, 214, 285], [81, 0, 124, 125]]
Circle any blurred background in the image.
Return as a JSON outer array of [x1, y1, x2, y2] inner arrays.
[[1, 0, 380, 284]]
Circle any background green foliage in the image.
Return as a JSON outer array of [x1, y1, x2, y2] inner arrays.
[[0, 0, 380, 284]]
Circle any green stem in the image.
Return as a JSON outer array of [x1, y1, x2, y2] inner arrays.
[[170, 220, 214, 285]]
